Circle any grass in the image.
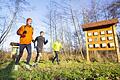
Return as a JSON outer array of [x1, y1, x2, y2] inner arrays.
[[0, 53, 120, 80], [1, 59, 120, 80]]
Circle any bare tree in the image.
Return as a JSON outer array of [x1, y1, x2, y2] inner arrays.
[[70, 8, 84, 59], [0, 0, 30, 46], [45, 0, 85, 59], [107, 0, 120, 18]]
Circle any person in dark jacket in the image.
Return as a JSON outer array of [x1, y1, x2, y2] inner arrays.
[[33, 31, 48, 66]]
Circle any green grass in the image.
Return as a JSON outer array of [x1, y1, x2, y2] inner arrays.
[[1, 60, 120, 80]]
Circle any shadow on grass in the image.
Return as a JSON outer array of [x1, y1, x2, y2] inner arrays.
[[0, 60, 15, 80]]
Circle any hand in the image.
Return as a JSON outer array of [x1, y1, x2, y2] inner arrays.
[[32, 40, 35, 43], [20, 34, 26, 38], [44, 40, 48, 44], [23, 31, 27, 34], [46, 40, 48, 43]]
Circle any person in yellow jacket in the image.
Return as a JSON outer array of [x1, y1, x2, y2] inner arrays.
[[14, 18, 34, 71], [52, 40, 62, 64]]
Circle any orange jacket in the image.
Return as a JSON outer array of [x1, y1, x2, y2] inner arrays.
[[17, 25, 33, 44]]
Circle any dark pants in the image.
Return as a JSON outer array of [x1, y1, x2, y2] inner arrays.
[[15, 44, 32, 65], [34, 47, 42, 63], [35, 53, 41, 63], [52, 51, 59, 64], [35, 53, 39, 63]]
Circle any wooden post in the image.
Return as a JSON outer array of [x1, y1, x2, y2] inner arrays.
[[85, 31, 90, 62], [113, 25, 120, 62], [11, 46, 19, 60]]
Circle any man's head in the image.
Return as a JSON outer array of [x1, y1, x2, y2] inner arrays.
[[26, 18, 32, 25], [40, 31, 44, 36]]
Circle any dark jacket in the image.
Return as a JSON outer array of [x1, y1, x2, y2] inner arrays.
[[34, 36, 48, 52]]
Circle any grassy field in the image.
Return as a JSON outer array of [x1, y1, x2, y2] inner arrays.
[[1, 59, 120, 80], [0, 52, 120, 80]]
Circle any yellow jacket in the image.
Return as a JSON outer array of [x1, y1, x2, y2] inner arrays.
[[52, 41, 62, 51], [17, 25, 33, 44]]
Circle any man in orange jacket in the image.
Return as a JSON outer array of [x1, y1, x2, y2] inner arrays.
[[14, 18, 34, 71]]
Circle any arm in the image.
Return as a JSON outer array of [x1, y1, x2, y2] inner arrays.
[[44, 38, 48, 45], [17, 26, 24, 35], [32, 27, 34, 42], [33, 37, 38, 47]]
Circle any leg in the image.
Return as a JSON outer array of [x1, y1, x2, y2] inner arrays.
[[35, 48, 42, 63], [35, 53, 39, 63], [15, 44, 25, 65], [26, 44, 32, 65], [38, 53, 42, 62], [55, 51, 59, 64], [52, 51, 57, 63], [33, 52, 42, 67]]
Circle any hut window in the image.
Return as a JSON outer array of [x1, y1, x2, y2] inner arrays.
[[108, 36, 113, 40], [101, 37, 106, 41], [94, 38, 98, 42], [108, 43, 115, 48], [107, 30, 112, 34], [94, 44, 99, 48], [88, 32, 92, 36], [94, 32, 98, 36], [88, 38, 92, 42], [88, 44, 93, 48], [101, 43, 107, 48], [100, 31, 105, 35]]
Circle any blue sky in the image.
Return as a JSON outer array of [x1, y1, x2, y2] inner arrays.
[[2, 0, 114, 51], [5, 0, 91, 51]]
